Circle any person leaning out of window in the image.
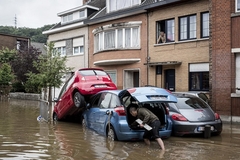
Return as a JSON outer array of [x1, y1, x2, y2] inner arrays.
[[157, 31, 166, 44]]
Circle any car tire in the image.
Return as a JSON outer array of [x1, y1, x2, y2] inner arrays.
[[107, 126, 117, 141], [73, 92, 84, 108], [53, 113, 58, 121]]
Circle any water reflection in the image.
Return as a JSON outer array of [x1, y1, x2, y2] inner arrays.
[[1, 99, 240, 159]]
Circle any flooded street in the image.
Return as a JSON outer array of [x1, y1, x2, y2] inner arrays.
[[1, 99, 240, 160]]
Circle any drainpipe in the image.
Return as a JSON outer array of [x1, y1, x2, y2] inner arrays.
[[147, 12, 149, 85]]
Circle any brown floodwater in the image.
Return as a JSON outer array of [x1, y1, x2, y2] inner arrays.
[[0, 99, 240, 160]]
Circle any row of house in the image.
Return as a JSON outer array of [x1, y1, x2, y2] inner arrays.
[[42, 0, 240, 121]]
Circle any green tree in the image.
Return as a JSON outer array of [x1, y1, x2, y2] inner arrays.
[[26, 42, 72, 102], [0, 63, 15, 95], [0, 47, 16, 63]]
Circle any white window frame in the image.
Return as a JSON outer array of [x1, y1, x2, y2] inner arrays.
[[79, 10, 86, 18], [73, 37, 84, 55], [93, 22, 141, 53], [62, 13, 73, 23], [54, 41, 66, 57], [236, 0, 240, 12], [107, 0, 141, 13]]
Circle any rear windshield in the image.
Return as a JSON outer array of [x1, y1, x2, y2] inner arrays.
[[79, 70, 107, 76], [171, 97, 209, 109]]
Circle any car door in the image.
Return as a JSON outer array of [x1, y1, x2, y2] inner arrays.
[[85, 93, 101, 130], [94, 92, 112, 135], [56, 74, 75, 117]]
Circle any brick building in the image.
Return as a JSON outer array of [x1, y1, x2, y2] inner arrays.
[[210, 0, 240, 120], [0, 33, 30, 51]]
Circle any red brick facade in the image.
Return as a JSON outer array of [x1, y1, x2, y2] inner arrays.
[[210, 0, 240, 116]]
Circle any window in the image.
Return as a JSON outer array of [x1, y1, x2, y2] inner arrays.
[[236, 53, 240, 92], [73, 37, 84, 55], [189, 72, 209, 91], [106, 71, 117, 85], [156, 19, 175, 44], [79, 10, 85, 18], [107, 0, 140, 13], [62, 13, 73, 23], [54, 41, 66, 56], [189, 63, 209, 91], [110, 95, 121, 108], [99, 93, 111, 108], [236, 0, 240, 12], [94, 26, 140, 52], [104, 30, 115, 49], [179, 15, 196, 40], [201, 12, 209, 38], [56, 47, 66, 56]]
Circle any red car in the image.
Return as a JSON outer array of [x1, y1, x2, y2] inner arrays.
[[53, 68, 117, 121]]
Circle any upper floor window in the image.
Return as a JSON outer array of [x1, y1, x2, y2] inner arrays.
[[179, 15, 196, 41], [201, 12, 209, 38], [73, 37, 84, 55], [79, 10, 85, 18], [107, 0, 140, 13], [62, 13, 73, 23], [156, 19, 175, 44], [236, 0, 240, 12], [93, 22, 141, 53]]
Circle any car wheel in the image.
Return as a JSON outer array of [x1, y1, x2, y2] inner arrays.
[[73, 92, 84, 107], [107, 126, 117, 141], [53, 113, 58, 121]]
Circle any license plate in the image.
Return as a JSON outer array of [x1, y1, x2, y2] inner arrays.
[[197, 126, 214, 132], [149, 96, 167, 100], [95, 85, 107, 88]]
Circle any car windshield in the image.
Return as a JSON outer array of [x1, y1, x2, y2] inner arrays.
[[170, 97, 209, 109], [79, 70, 107, 76]]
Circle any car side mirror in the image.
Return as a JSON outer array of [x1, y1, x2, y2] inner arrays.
[[53, 98, 58, 102]]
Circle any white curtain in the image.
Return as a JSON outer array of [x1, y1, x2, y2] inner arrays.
[[167, 19, 175, 41], [104, 30, 115, 49], [125, 28, 131, 47], [132, 27, 139, 47], [189, 15, 196, 39], [202, 13, 209, 37], [117, 29, 123, 48], [180, 17, 187, 40]]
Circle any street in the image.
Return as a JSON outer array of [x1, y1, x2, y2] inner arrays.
[[0, 99, 240, 160]]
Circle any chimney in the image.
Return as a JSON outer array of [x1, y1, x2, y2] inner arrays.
[[83, 0, 89, 4]]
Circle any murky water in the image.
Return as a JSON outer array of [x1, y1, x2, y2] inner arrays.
[[1, 99, 240, 160]]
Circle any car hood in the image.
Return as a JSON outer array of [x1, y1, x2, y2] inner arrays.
[[178, 108, 215, 122], [119, 87, 177, 103]]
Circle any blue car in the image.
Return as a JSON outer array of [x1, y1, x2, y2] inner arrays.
[[81, 87, 177, 141]]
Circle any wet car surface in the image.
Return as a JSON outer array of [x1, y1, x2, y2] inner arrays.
[[53, 68, 117, 121], [168, 93, 222, 136], [0, 99, 240, 160], [82, 87, 177, 141]]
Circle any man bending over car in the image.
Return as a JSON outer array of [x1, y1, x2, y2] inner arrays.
[[129, 106, 165, 150]]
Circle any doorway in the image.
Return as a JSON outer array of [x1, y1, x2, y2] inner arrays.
[[165, 69, 175, 91], [124, 70, 139, 89]]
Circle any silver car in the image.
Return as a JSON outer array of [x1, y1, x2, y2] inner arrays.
[[167, 93, 222, 137]]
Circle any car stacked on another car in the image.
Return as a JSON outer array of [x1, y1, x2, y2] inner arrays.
[[53, 68, 117, 121], [81, 87, 178, 141], [167, 92, 222, 137]]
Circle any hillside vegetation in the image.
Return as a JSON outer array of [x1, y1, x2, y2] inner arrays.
[[0, 24, 55, 43]]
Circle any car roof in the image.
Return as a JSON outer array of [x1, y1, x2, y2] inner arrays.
[[119, 87, 178, 103]]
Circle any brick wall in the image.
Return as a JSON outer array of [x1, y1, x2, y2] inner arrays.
[[209, 0, 232, 115]]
